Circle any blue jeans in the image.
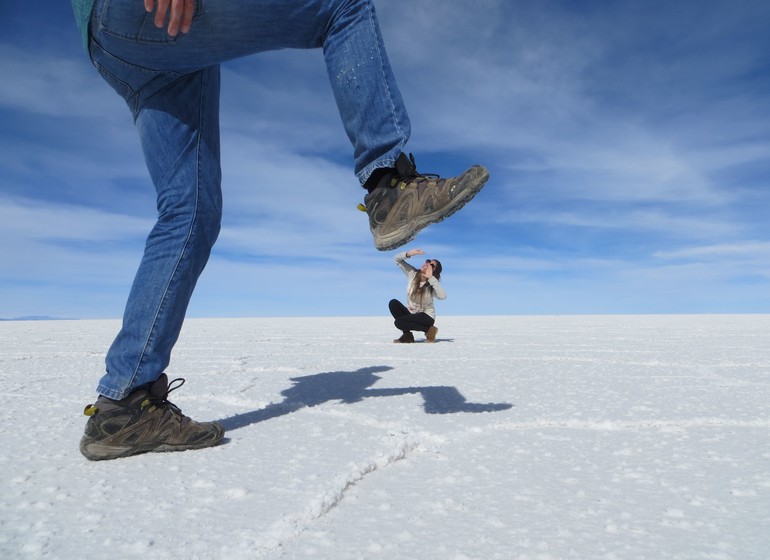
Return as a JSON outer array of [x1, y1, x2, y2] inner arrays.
[[87, 0, 411, 399]]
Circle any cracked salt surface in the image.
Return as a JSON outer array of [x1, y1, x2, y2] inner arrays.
[[1, 315, 769, 559]]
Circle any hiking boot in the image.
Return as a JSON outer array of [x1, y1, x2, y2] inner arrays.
[[393, 331, 415, 344], [425, 326, 438, 343], [362, 153, 489, 251], [79, 374, 225, 461]]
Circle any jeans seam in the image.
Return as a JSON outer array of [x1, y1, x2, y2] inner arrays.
[[368, 3, 407, 143], [354, 1, 406, 185], [129, 75, 208, 396]]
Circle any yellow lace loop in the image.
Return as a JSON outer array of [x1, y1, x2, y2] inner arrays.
[[83, 404, 99, 417]]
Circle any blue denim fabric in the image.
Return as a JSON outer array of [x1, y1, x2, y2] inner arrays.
[[87, 0, 410, 399]]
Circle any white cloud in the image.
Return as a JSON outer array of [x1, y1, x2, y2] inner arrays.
[[0, 197, 151, 243], [0, 44, 121, 118], [654, 241, 770, 261], [0, 197, 150, 287]]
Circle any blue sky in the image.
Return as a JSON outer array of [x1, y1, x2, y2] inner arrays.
[[1, 0, 769, 319]]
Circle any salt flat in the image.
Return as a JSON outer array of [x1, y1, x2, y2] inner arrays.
[[1, 315, 769, 559]]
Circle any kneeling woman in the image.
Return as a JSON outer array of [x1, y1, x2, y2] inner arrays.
[[389, 248, 446, 343]]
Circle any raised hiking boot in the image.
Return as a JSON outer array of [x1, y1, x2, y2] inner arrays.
[[79, 374, 225, 461], [361, 153, 489, 251]]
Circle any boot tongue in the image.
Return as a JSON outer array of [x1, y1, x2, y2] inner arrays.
[[95, 377, 160, 410], [394, 152, 416, 176], [363, 153, 417, 192], [149, 374, 169, 398], [364, 167, 395, 192]]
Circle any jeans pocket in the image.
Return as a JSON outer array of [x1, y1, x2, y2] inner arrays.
[[98, 0, 201, 45], [89, 40, 156, 116]]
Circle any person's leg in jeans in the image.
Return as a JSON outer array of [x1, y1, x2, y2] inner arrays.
[[91, 0, 487, 253], [79, 0, 484, 458], [79, 53, 227, 459], [81, 2, 229, 459], [97, 68, 223, 399], [91, 0, 408, 399], [81, 0, 411, 459]]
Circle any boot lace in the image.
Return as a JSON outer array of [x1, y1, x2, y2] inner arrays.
[[392, 153, 439, 185], [356, 153, 439, 212], [142, 377, 191, 426]]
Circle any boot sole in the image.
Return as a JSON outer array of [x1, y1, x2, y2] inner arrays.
[[80, 425, 225, 461]]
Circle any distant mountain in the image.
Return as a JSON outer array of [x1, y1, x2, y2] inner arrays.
[[0, 316, 78, 321]]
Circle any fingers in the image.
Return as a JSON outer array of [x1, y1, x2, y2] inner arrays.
[[180, 0, 194, 34], [152, 0, 170, 30], [147, 0, 195, 36]]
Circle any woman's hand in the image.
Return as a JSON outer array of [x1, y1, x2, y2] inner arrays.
[[406, 248, 425, 258], [145, 0, 195, 36]]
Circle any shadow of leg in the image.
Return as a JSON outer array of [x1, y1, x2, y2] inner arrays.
[[419, 386, 513, 414]]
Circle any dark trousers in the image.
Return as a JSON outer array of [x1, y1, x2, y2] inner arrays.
[[389, 299, 435, 333]]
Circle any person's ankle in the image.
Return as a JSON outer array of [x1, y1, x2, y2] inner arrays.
[[364, 166, 395, 192]]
